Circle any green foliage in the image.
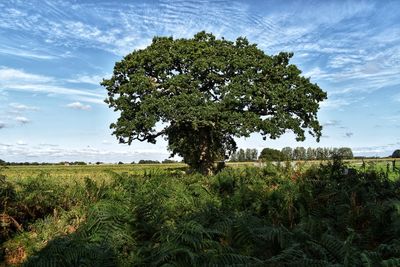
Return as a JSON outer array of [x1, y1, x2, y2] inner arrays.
[[337, 147, 353, 159], [230, 148, 258, 162], [0, 174, 18, 242], [392, 149, 400, 158], [259, 148, 284, 161], [138, 159, 160, 164], [280, 146, 354, 160], [102, 31, 327, 174], [2, 159, 400, 266]]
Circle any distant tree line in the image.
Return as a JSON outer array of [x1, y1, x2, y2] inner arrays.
[[259, 147, 354, 161], [138, 160, 161, 164], [229, 149, 258, 162], [0, 160, 88, 166]]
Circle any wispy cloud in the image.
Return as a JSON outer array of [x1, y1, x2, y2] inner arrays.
[[0, 45, 57, 60], [66, 74, 104, 85], [352, 144, 394, 156], [323, 120, 341, 127], [16, 140, 27, 146], [66, 101, 91, 110], [9, 103, 39, 111], [39, 143, 59, 147], [0, 66, 52, 82], [0, 67, 104, 103], [0, 143, 170, 162], [15, 116, 30, 124]]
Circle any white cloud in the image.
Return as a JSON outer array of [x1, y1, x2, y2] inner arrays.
[[320, 98, 351, 109], [15, 116, 30, 124], [0, 143, 170, 163], [0, 67, 104, 103], [322, 120, 341, 127], [0, 66, 52, 83], [66, 102, 91, 110], [0, 45, 56, 60], [9, 102, 39, 111], [66, 74, 104, 85], [16, 140, 27, 146]]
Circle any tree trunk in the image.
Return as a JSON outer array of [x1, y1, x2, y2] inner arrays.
[[198, 128, 214, 175]]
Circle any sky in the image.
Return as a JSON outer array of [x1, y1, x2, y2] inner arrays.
[[0, 0, 400, 163]]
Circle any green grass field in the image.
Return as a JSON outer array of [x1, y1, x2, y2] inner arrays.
[[3, 158, 399, 181], [1, 163, 186, 182]]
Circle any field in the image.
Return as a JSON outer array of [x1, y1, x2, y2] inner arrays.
[[1, 158, 400, 266], [3, 158, 399, 181], [1, 163, 186, 182]]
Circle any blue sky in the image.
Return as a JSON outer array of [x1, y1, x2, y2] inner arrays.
[[0, 0, 400, 162]]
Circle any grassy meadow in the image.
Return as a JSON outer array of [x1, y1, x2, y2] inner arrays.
[[1, 158, 400, 266], [3, 158, 398, 182], [0, 162, 261, 186]]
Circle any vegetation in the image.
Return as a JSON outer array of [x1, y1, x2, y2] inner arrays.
[[137, 160, 160, 164], [279, 146, 354, 161], [259, 148, 285, 161], [1, 159, 399, 266], [392, 149, 400, 158], [230, 148, 258, 162], [102, 31, 327, 174]]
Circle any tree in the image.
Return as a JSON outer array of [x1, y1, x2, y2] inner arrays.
[[337, 147, 353, 159], [306, 147, 316, 160], [138, 160, 160, 164], [315, 147, 324, 160], [237, 149, 246, 162], [230, 151, 238, 162], [251, 149, 258, 161], [281, 147, 293, 160], [323, 147, 331, 159], [245, 149, 252, 162], [162, 159, 178, 164], [392, 149, 400, 158], [259, 148, 284, 161], [102, 32, 327, 175], [293, 147, 306, 160]]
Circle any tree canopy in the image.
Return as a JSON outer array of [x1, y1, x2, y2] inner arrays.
[[102, 31, 327, 174], [392, 149, 400, 158], [259, 148, 284, 161]]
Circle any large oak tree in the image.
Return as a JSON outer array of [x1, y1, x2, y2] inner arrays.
[[102, 32, 327, 174]]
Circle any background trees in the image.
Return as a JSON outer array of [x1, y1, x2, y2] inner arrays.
[[337, 147, 353, 159], [230, 146, 354, 161], [392, 149, 400, 158], [230, 148, 258, 162], [102, 32, 326, 174], [258, 148, 284, 161]]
